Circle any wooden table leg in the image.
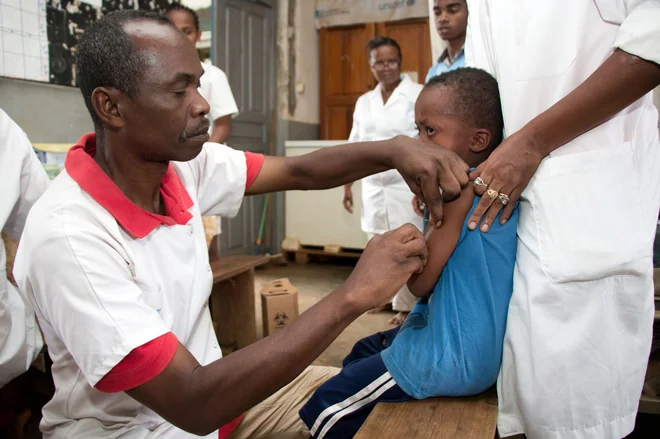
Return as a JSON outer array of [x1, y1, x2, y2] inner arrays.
[[210, 269, 257, 354]]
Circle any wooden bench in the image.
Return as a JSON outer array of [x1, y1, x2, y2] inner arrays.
[[355, 388, 498, 439], [209, 255, 270, 354]]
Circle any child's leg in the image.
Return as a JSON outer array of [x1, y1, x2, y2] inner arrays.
[[300, 352, 412, 439], [343, 326, 400, 368]]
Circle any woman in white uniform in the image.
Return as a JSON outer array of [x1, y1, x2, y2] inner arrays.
[[0, 109, 49, 388], [342, 37, 424, 325], [463, 1, 660, 438]]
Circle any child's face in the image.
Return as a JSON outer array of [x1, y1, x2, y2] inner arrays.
[[414, 86, 490, 166]]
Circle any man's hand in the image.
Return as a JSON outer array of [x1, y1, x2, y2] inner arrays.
[[343, 224, 428, 313], [392, 136, 470, 227], [343, 184, 354, 214], [467, 131, 543, 232], [411, 195, 425, 217]]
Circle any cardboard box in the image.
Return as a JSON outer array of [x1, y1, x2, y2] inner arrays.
[[261, 278, 299, 336]]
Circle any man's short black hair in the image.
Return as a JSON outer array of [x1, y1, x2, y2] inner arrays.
[[367, 36, 402, 60], [166, 3, 200, 32], [75, 10, 175, 129], [425, 68, 504, 149]]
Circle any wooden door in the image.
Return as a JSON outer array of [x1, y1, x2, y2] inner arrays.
[[377, 19, 432, 86], [320, 24, 375, 140], [320, 18, 431, 140]]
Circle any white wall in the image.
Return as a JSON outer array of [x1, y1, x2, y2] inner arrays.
[[277, 0, 320, 125]]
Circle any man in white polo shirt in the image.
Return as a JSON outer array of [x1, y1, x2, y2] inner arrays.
[[13, 10, 469, 439]]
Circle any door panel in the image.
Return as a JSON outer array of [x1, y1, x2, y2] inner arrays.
[[378, 19, 432, 85], [214, 0, 274, 255]]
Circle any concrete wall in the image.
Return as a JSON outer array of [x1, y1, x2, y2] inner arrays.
[[276, 0, 320, 130], [0, 77, 92, 143]]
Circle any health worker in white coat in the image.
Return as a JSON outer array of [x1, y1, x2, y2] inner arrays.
[[343, 37, 424, 326], [0, 109, 49, 388], [462, 1, 660, 438]]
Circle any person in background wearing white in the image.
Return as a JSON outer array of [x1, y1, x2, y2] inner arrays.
[[464, 1, 660, 438], [166, 4, 240, 255], [0, 109, 49, 388], [342, 37, 424, 326]]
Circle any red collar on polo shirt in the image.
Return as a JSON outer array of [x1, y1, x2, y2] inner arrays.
[[65, 133, 194, 238]]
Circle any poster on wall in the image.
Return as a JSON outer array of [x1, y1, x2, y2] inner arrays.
[[0, 0, 50, 82], [315, 0, 428, 28], [1, 0, 173, 86]]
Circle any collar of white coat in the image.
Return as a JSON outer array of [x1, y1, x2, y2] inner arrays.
[[371, 74, 418, 102]]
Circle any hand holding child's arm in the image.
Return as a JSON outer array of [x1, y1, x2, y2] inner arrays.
[[407, 186, 475, 297]]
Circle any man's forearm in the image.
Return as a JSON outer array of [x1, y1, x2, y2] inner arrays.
[[523, 49, 660, 156], [288, 139, 399, 190], [181, 287, 361, 434]]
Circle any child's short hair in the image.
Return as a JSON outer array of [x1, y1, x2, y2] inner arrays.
[[425, 68, 504, 150], [166, 3, 200, 32]]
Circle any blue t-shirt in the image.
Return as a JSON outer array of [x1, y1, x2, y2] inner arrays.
[[381, 196, 518, 399], [425, 48, 465, 84]]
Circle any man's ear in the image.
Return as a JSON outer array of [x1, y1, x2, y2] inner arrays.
[[469, 129, 492, 154], [91, 87, 126, 129]]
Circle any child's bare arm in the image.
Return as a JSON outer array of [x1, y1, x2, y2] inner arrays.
[[407, 185, 476, 297]]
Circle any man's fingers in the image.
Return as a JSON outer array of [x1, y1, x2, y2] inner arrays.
[[472, 168, 493, 197], [500, 188, 521, 224], [419, 174, 445, 226], [451, 159, 471, 188], [406, 256, 425, 275], [467, 194, 495, 230], [478, 198, 505, 233], [469, 161, 485, 181], [401, 235, 428, 266]]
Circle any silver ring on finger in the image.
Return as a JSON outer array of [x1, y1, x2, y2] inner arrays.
[[474, 177, 487, 187], [498, 193, 510, 205]]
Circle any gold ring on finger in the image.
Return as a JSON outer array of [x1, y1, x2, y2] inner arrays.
[[498, 193, 510, 205], [474, 177, 487, 187], [486, 188, 498, 200]]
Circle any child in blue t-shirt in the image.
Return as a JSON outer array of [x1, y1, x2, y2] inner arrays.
[[300, 67, 516, 439]]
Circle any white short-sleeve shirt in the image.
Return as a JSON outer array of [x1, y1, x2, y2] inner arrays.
[[199, 62, 239, 136], [0, 109, 49, 388], [13, 133, 263, 438]]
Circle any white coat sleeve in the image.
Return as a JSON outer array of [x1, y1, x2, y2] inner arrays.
[[348, 99, 363, 143], [594, 0, 660, 65], [0, 110, 48, 388], [183, 143, 249, 217], [206, 66, 239, 121]]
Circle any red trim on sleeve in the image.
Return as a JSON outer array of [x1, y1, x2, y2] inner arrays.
[[95, 332, 178, 393], [244, 152, 265, 190], [218, 414, 244, 439]]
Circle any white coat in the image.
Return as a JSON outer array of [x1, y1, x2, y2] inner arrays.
[[466, 1, 660, 438], [0, 109, 49, 388], [349, 74, 424, 235]]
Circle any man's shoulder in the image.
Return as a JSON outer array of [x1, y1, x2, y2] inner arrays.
[[22, 171, 116, 244]]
